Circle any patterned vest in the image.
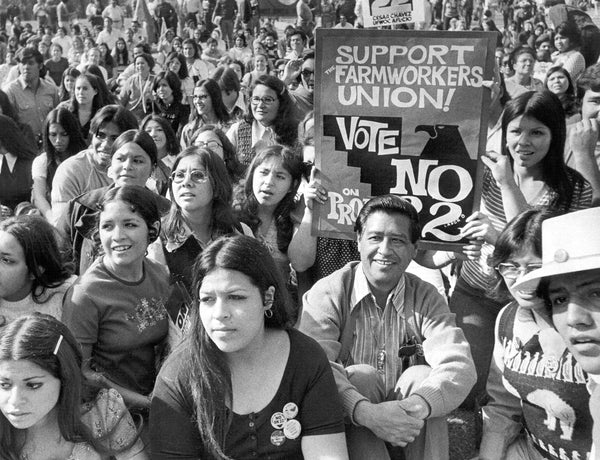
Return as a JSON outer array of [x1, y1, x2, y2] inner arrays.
[[499, 303, 592, 460]]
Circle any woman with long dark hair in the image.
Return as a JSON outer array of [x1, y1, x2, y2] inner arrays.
[[180, 78, 231, 149], [0, 216, 74, 323], [0, 314, 104, 460], [227, 75, 299, 166], [0, 115, 38, 216], [146, 71, 189, 135], [148, 147, 251, 345], [552, 21, 586, 82], [60, 72, 106, 140], [450, 90, 593, 409], [63, 186, 170, 419], [234, 145, 311, 311], [150, 235, 348, 459], [58, 66, 81, 102], [32, 108, 87, 221], [544, 66, 579, 122], [141, 113, 180, 176], [190, 124, 245, 182], [111, 37, 129, 72], [164, 51, 193, 106]]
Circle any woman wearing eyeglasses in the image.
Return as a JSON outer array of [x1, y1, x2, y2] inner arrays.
[[148, 146, 253, 349], [190, 124, 245, 182], [180, 78, 231, 150], [478, 208, 593, 460], [227, 74, 299, 167]]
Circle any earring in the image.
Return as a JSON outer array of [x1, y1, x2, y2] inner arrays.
[[264, 308, 273, 318]]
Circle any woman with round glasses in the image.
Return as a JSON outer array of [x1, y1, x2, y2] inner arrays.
[[227, 75, 299, 167], [478, 208, 593, 460], [148, 146, 252, 348], [190, 124, 244, 182], [180, 78, 231, 149]]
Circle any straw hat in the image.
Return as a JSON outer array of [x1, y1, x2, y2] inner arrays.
[[514, 207, 600, 291]]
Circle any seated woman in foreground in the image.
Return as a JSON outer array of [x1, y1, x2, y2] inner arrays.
[[150, 235, 349, 459]]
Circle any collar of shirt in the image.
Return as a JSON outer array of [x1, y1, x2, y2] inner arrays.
[[0, 152, 17, 172], [251, 120, 274, 147], [18, 75, 38, 90], [351, 263, 406, 314]]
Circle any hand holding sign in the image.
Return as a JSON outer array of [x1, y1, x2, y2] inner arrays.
[[460, 211, 499, 245], [304, 167, 328, 210]]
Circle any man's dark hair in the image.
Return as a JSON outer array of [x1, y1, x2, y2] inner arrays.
[[354, 195, 421, 243], [577, 63, 600, 94]]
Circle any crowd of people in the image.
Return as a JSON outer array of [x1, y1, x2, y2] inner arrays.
[[0, 0, 600, 459]]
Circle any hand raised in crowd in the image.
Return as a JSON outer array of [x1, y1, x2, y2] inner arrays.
[[570, 117, 599, 168], [460, 211, 499, 245], [303, 167, 328, 210], [481, 150, 514, 189], [282, 58, 303, 85], [353, 399, 425, 446]]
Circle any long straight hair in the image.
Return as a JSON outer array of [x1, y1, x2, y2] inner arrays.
[[190, 78, 230, 125], [163, 147, 238, 241], [42, 108, 87, 188], [501, 90, 576, 210], [0, 314, 95, 459], [236, 145, 302, 252], [0, 216, 72, 303], [185, 235, 294, 458]]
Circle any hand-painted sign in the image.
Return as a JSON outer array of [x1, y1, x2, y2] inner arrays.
[[313, 29, 497, 250]]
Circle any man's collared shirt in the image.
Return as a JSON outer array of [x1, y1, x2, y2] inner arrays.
[[5, 76, 59, 139], [350, 264, 406, 394]]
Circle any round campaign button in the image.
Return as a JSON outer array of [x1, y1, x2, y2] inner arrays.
[[283, 419, 302, 440], [271, 412, 286, 430], [283, 402, 299, 419], [270, 430, 286, 447]]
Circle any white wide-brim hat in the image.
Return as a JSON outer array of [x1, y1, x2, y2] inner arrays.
[[514, 207, 600, 291]]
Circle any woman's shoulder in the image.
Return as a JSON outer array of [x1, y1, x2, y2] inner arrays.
[[145, 256, 170, 277], [287, 329, 329, 364], [38, 274, 78, 302]]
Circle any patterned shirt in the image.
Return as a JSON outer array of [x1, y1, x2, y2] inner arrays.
[[350, 265, 406, 394]]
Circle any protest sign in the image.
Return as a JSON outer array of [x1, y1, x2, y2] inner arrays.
[[361, 0, 426, 27], [312, 29, 497, 250]]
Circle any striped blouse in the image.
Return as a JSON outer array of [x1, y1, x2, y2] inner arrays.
[[460, 166, 593, 293]]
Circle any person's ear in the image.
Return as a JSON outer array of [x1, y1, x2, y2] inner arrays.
[[263, 285, 275, 310], [148, 221, 160, 242]]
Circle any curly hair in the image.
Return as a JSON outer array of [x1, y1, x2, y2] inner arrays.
[[244, 75, 299, 147]]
